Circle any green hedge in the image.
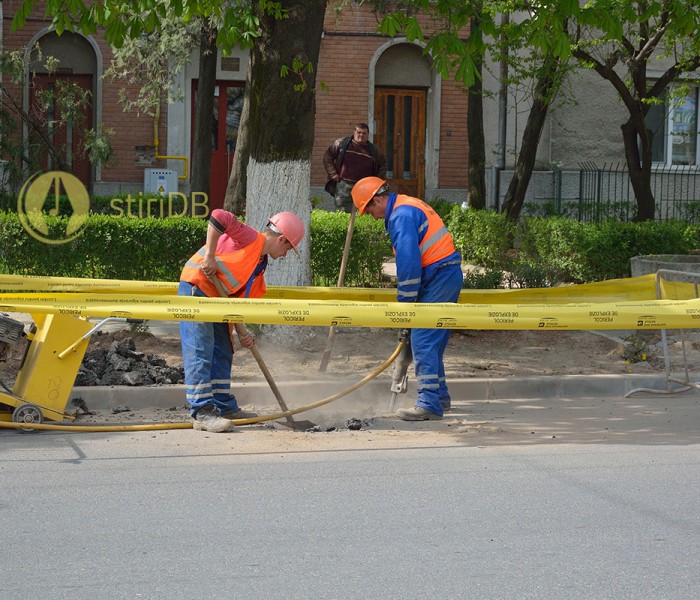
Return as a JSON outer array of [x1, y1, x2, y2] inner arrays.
[[446, 205, 516, 270], [518, 216, 698, 283], [310, 210, 392, 286], [0, 212, 207, 280], [517, 217, 589, 283], [0, 210, 392, 285], [1, 206, 698, 287], [445, 207, 698, 285]]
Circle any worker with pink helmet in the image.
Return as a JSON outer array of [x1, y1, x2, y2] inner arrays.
[[179, 208, 305, 432]]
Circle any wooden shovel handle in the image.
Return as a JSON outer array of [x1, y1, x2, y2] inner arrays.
[[234, 323, 291, 414], [201, 267, 294, 420]]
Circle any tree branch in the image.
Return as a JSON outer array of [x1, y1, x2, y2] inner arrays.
[[648, 56, 700, 99], [572, 47, 637, 115], [0, 88, 67, 169]]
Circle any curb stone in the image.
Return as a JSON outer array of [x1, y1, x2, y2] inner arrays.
[[69, 373, 696, 411]]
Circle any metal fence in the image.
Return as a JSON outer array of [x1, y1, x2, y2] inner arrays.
[[578, 162, 700, 223]]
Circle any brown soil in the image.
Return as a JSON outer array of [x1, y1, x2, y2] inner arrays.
[[1, 321, 692, 387], [78, 325, 700, 380]]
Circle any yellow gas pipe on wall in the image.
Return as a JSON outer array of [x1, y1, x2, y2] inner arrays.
[[153, 104, 188, 180]]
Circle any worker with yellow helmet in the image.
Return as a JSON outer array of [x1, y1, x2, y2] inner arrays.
[[352, 177, 463, 421]]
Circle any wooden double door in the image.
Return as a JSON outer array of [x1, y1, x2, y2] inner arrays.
[[374, 88, 426, 198], [29, 74, 93, 187]]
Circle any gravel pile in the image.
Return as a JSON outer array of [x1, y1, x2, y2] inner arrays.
[[76, 337, 184, 386]]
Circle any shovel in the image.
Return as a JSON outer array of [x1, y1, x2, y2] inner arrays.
[[201, 269, 317, 431], [233, 322, 317, 430]]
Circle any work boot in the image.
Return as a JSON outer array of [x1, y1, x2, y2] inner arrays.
[[440, 399, 452, 412], [222, 408, 259, 420], [192, 408, 235, 433], [395, 406, 443, 421]]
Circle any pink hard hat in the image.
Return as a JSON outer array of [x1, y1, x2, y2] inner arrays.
[[268, 212, 305, 254]]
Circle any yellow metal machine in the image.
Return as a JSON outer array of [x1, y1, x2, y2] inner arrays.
[[0, 313, 94, 429]]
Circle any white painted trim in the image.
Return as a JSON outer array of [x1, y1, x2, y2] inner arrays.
[[167, 47, 249, 187]]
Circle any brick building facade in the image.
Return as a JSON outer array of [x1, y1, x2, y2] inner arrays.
[[1, 1, 165, 196], [2, 3, 469, 207], [313, 5, 469, 206]]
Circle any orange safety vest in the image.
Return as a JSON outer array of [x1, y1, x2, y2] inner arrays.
[[392, 195, 456, 266], [180, 233, 267, 298]]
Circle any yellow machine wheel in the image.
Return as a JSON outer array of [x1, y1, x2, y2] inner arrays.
[[12, 403, 43, 433]]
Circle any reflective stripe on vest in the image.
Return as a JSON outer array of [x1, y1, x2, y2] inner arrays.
[[180, 233, 267, 298], [393, 195, 456, 267]]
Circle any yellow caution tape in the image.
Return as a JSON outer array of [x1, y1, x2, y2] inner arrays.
[[0, 290, 699, 330], [1, 273, 699, 330], [0, 272, 684, 302], [0, 274, 177, 294]]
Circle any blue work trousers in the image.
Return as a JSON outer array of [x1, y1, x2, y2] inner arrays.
[[412, 263, 463, 416], [178, 281, 241, 417]]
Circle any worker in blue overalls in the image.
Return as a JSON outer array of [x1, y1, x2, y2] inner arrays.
[[352, 177, 463, 420]]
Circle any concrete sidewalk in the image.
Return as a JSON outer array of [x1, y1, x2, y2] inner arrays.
[[61, 372, 700, 446]]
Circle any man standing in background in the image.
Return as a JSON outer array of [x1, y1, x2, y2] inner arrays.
[[323, 123, 387, 212]]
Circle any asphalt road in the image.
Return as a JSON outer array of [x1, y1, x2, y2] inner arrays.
[[2, 431, 699, 599]]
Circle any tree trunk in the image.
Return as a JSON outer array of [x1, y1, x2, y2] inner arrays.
[[502, 55, 561, 221], [244, 0, 326, 288], [467, 58, 486, 209], [621, 118, 655, 221], [190, 26, 218, 197], [223, 55, 252, 216]]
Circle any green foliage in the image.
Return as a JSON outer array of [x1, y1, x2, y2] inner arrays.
[[571, 1, 700, 219], [129, 319, 150, 335], [279, 58, 316, 92], [0, 43, 115, 193], [0, 209, 393, 286], [462, 268, 503, 289], [82, 124, 116, 168], [446, 206, 515, 270], [579, 219, 697, 282], [13, 0, 287, 54], [518, 217, 589, 283], [104, 10, 205, 117], [0, 211, 207, 281], [310, 210, 393, 287], [427, 198, 458, 222], [677, 202, 700, 224], [621, 335, 648, 363], [518, 217, 698, 283], [504, 259, 552, 289], [1, 207, 698, 288], [521, 201, 563, 218]]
